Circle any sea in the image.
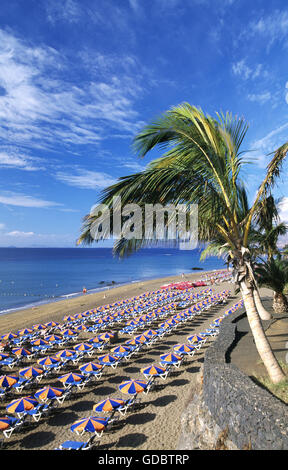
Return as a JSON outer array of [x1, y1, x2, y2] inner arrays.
[[0, 247, 226, 315]]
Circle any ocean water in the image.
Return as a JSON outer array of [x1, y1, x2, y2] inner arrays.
[[0, 247, 226, 314]]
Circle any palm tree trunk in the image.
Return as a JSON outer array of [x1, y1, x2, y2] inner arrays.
[[240, 280, 285, 384], [272, 291, 288, 313], [253, 286, 272, 320]]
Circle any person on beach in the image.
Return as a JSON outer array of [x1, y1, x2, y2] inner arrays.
[[83, 287, 87, 294]]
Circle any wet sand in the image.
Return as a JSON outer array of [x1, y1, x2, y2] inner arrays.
[[0, 273, 238, 451]]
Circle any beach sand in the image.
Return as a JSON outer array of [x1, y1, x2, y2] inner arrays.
[[0, 272, 240, 451]]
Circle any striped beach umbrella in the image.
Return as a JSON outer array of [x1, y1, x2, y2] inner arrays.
[[0, 353, 10, 360], [173, 344, 195, 355], [63, 315, 76, 322], [111, 345, 131, 354], [37, 356, 60, 367], [58, 372, 84, 385], [93, 398, 125, 413], [55, 349, 76, 359], [61, 329, 78, 337], [134, 335, 149, 343], [74, 324, 87, 331], [87, 336, 102, 344], [98, 354, 118, 365], [187, 335, 205, 344], [119, 379, 148, 395], [45, 321, 59, 328], [0, 417, 15, 430], [79, 362, 103, 374], [159, 353, 182, 364], [30, 338, 49, 346], [70, 417, 108, 435], [32, 324, 47, 331], [0, 375, 19, 388], [12, 347, 33, 357], [44, 334, 63, 343], [1, 332, 18, 341], [97, 332, 115, 342], [34, 386, 64, 401], [19, 366, 44, 379], [124, 338, 142, 346], [142, 329, 158, 337], [73, 343, 93, 352], [141, 365, 167, 377], [6, 396, 38, 414], [18, 328, 33, 336]]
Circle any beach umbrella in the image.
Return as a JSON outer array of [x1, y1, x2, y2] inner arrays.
[[70, 417, 108, 435], [111, 345, 131, 354], [93, 398, 124, 413], [0, 417, 15, 431], [6, 396, 38, 414], [79, 362, 103, 374], [55, 349, 76, 359], [45, 321, 59, 328], [159, 353, 182, 364], [32, 324, 47, 331], [97, 332, 115, 342], [87, 336, 102, 344], [142, 329, 158, 338], [134, 335, 149, 343], [1, 332, 18, 341], [74, 324, 87, 331], [34, 386, 64, 401], [0, 353, 10, 360], [12, 347, 33, 357], [119, 379, 148, 395], [44, 334, 63, 343], [124, 338, 142, 346], [18, 328, 33, 336], [63, 315, 76, 322], [30, 338, 49, 346], [0, 375, 19, 388], [61, 329, 78, 337], [19, 366, 44, 379], [173, 344, 195, 355], [37, 356, 60, 367], [187, 335, 205, 344], [73, 343, 93, 353], [98, 354, 118, 365], [58, 372, 84, 385], [141, 365, 167, 377]]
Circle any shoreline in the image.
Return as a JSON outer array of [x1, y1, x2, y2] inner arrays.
[[0, 269, 225, 336]]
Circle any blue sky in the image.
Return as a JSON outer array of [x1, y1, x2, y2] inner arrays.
[[0, 0, 288, 247]]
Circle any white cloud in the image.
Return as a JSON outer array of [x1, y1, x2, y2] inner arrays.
[[55, 169, 116, 189], [0, 192, 62, 208], [0, 28, 146, 158], [248, 10, 288, 51], [0, 151, 41, 171], [231, 60, 264, 80], [7, 230, 35, 237], [247, 92, 271, 105], [247, 122, 288, 168]]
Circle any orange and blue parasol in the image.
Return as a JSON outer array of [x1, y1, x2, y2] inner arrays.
[[119, 379, 148, 395], [92, 398, 125, 412], [6, 396, 38, 414], [0, 374, 19, 388], [70, 416, 108, 435]]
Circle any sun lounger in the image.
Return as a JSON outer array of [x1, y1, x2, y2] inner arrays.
[[55, 435, 98, 450]]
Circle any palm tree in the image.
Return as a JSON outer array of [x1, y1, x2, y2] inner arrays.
[[255, 255, 288, 313], [78, 104, 288, 383]]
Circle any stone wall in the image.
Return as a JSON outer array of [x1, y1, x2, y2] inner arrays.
[[203, 312, 288, 450]]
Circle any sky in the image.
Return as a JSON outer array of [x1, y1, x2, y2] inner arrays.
[[0, 0, 288, 247]]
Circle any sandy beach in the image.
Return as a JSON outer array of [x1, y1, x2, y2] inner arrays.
[[0, 271, 240, 451]]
